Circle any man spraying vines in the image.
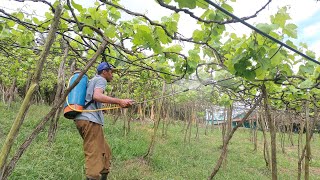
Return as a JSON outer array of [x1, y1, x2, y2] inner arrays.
[[74, 61, 134, 180]]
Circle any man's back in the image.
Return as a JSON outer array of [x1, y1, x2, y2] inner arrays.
[[75, 75, 107, 125]]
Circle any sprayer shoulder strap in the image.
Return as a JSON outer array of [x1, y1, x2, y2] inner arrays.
[[83, 77, 96, 109], [83, 76, 103, 109], [84, 99, 94, 109]]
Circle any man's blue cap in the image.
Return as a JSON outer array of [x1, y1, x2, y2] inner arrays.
[[97, 62, 115, 72]]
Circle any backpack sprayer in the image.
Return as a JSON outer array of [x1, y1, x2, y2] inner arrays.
[[63, 71, 89, 119], [63, 71, 121, 119]]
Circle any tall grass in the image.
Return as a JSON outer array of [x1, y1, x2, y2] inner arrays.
[[0, 102, 319, 179]]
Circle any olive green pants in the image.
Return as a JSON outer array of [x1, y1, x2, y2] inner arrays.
[[75, 120, 111, 179]]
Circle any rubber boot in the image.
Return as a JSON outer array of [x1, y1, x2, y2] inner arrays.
[[100, 173, 108, 180], [86, 177, 96, 180]]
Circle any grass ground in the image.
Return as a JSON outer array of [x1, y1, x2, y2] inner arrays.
[[0, 102, 320, 179]]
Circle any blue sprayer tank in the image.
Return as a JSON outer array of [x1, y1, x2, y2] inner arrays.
[[63, 71, 88, 119]]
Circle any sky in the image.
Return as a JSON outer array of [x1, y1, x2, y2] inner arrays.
[[0, 0, 319, 57]]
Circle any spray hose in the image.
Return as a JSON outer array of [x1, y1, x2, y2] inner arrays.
[[66, 97, 122, 112]]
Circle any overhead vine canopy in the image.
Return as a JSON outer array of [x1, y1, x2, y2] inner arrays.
[[0, 0, 319, 110], [1, 1, 320, 180]]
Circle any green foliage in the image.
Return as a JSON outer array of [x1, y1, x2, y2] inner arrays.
[[175, 0, 197, 9], [299, 79, 314, 89], [160, 14, 179, 36], [283, 23, 297, 38], [187, 48, 201, 74], [71, 0, 83, 12], [132, 24, 162, 53], [221, 3, 233, 12], [270, 6, 291, 28], [256, 23, 279, 34], [299, 62, 315, 75], [219, 94, 233, 106], [155, 26, 171, 44]]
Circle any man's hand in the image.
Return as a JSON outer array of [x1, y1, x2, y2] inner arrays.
[[93, 88, 135, 108], [119, 99, 134, 108]]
